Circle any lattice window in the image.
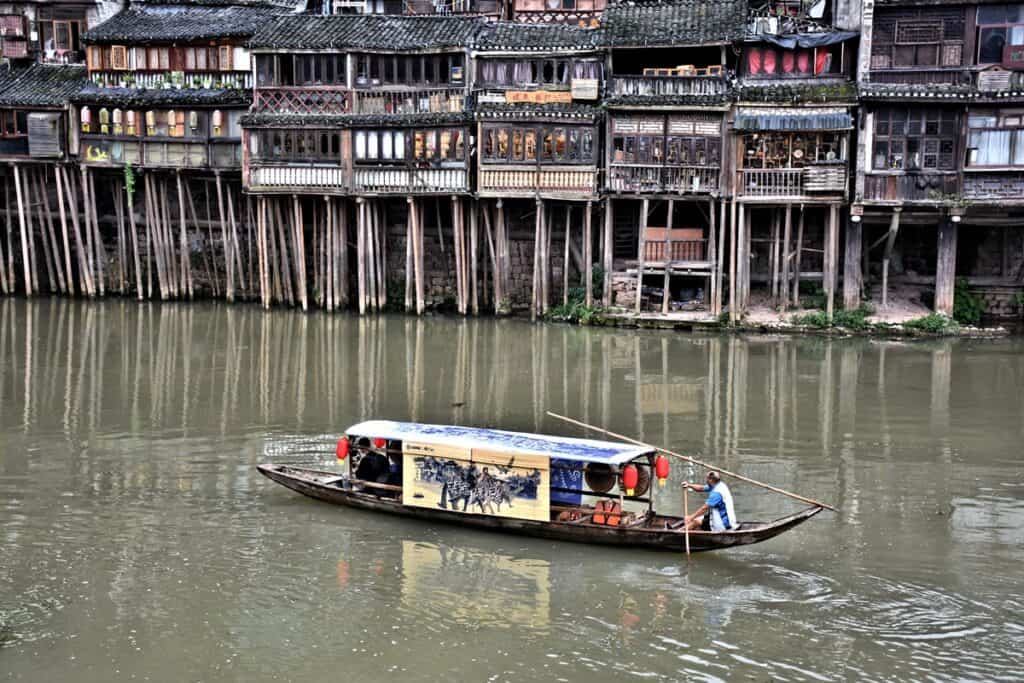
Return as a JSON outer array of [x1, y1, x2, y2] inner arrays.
[[896, 21, 942, 44], [110, 45, 128, 70]]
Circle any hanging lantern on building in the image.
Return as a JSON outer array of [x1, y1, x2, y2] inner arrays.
[[622, 464, 638, 496], [654, 455, 670, 487], [212, 109, 223, 136], [145, 110, 156, 135], [373, 437, 386, 449], [80, 106, 91, 132], [336, 438, 350, 461]]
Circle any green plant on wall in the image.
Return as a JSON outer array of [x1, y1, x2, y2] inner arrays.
[[123, 162, 136, 200], [953, 277, 985, 326]]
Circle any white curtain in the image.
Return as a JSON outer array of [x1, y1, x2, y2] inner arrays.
[[970, 129, 1011, 165]]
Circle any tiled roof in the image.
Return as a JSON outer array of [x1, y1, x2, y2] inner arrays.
[[240, 111, 472, 128], [599, 0, 748, 48], [473, 22, 600, 51], [858, 83, 976, 101], [475, 102, 601, 122], [250, 15, 487, 51], [0, 64, 89, 108], [133, 0, 303, 7], [72, 84, 252, 108], [82, 5, 281, 44]]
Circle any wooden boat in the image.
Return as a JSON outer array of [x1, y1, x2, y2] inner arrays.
[[258, 421, 823, 553]]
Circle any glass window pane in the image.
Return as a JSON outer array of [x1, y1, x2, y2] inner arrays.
[[979, 27, 1007, 62], [382, 131, 393, 159], [355, 131, 366, 160]]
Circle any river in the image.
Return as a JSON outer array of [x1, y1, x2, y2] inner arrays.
[[1, 299, 1022, 682]]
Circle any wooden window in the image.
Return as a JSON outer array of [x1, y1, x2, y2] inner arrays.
[[219, 45, 232, 71], [871, 9, 965, 69], [87, 46, 102, 70], [99, 108, 110, 134], [966, 109, 1024, 166], [111, 45, 128, 70], [873, 107, 957, 171], [742, 132, 842, 169], [977, 4, 1024, 65], [185, 48, 197, 71], [0, 110, 27, 137]]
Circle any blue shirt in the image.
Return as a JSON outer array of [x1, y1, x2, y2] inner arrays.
[[706, 486, 731, 529]]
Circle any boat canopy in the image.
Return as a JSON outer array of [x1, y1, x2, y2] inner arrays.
[[346, 420, 653, 465]]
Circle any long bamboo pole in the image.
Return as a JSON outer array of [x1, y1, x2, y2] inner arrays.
[[545, 411, 836, 511]]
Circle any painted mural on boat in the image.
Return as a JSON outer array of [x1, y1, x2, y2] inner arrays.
[[402, 441, 549, 522]]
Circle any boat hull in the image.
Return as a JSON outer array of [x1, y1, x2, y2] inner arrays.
[[258, 464, 822, 553]]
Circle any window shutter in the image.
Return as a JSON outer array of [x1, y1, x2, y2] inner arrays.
[[219, 45, 232, 72], [111, 45, 127, 70]]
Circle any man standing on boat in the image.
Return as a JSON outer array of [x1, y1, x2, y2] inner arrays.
[[682, 471, 738, 532]]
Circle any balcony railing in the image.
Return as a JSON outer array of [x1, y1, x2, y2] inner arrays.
[[863, 173, 960, 203], [866, 69, 970, 86], [81, 139, 241, 169], [643, 239, 707, 264], [404, 0, 501, 15], [353, 167, 469, 193], [253, 87, 351, 114], [738, 164, 847, 198], [250, 165, 347, 190], [90, 71, 253, 90], [351, 88, 465, 115], [479, 165, 598, 195], [607, 164, 719, 194], [609, 75, 730, 99]]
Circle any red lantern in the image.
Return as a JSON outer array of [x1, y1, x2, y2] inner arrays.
[[622, 464, 639, 496], [336, 438, 350, 461], [373, 437, 386, 449], [655, 455, 670, 487]]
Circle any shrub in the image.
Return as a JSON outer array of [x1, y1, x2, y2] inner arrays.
[[952, 278, 985, 326], [791, 311, 830, 328], [832, 304, 874, 331], [904, 313, 959, 334]]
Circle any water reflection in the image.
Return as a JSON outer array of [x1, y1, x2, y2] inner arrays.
[[2, 298, 1024, 681]]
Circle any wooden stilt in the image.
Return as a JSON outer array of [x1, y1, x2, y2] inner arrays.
[[215, 172, 232, 301], [482, 200, 500, 313], [227, 186, 245, 293], [792, 206, 805, 306], [825, 204, 838, 319], [583, 200, 593, 309], [416, 199, 425, 315], [562, 205, 571, 306], [935, 217, 958, 316], [728, 199, 738, 321], [175, 172, 194, 299], [542, 201, 551, 315], [22, 166, 40, 294], [31, 168, 58, 293], [661, 199, 673, 314], [708, 198, 718, 314], [769, 209, 780, 306], [112, 176, 125, 294], [497, 199, 510, 308], [293, 195, 308, 311], [881, 207, 901, 308], [635, 198, 649, 313], [159, 176, 177, 297], [3, 173, 15, 293], [273, 198, 293, 304], [603, 197, 613, 306], [88, 168, 104, 296], [126, 177, 142, 299], [356, 199, 366, 314], [54, 166, 75, 295], [536, 197, 544, 321], [12, 164, 32, 295], [377, 202, 386, 311], [452, 196, 464, 314], [843, 212, 863, 310], [470, 200, 479, 315]]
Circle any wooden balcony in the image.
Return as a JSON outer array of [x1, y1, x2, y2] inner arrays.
[[351, 88, 465, 115], [404, 0, 501, 15], [253, 87, 351, 114], [609, 75, 729, 100], [607, 164, 719, 194], [644, 237, 707, 264], [81, 138, 241, 169], [862, 173, 960, 204], [353, 166, 469, 194], [738, 164, 847, 199], [249, 165, 347, 191], [866, 69, 970, 86], [479, 165, 598, 197], [963, 171, 1024, 203], [90, 71, 252, 90]]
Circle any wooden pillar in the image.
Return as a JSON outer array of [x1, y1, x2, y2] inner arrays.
[[405, 197, 414, 313], [825, 204, 838, 319], [729, 199, 738, 321], [881, 207, 901, 307], [935, 217, 958, 316], [562, 205, 571, 306], [12, 164, 32, 295], [470, 199, 479, 315], [791, 206, 805, 306], [661, 199, 674, 314], [294, 195, 308, 311], [415, 198, 425, 315], [531, 198, 542, 321], [176, 172, 194, 299], [743, 205, 751, 310], [707, 198, 717, 315], [356, 198, 366, 314], [781, 204, 793, 310], [584, 201, 593, 308], [635, 198, 648, 314], [603, 197, 613, 306], [843, 213, 863, 310], [215, 172, 233, 302], [715, 198, 725, 316]]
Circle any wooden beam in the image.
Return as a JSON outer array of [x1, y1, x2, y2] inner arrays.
[[791, 206, 805, 306], [661, 199, 674, 314], [635, 198, 648, 314], [935, 218, 958, 316], [881, 207, 901, 308], [584, 201, 593, 308], [781, 204, 792, 310], [843, 213, 863, 310], [603, 197, 613, 306]]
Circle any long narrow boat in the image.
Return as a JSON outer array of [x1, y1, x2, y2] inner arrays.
[[258, 421, 822, 553]]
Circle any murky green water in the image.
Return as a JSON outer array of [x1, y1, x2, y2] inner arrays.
[[1, 299, 1022, 682]]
